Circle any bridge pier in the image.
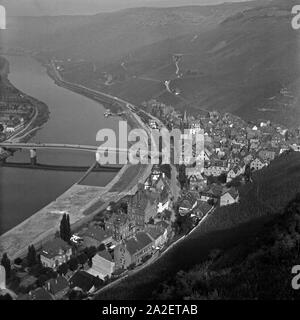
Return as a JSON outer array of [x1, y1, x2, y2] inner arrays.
[[30, 149, 37, 165]]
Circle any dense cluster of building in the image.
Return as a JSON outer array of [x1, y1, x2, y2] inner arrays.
[[142, 99, 300, 213], [10, 164, 175, 299], [3, 96, 300, 300], [0, 82, 34, 142]]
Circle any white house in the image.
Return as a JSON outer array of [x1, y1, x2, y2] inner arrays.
[[0, 265, 6, 289], [87, 251, 115, 280], [226, 167, 243, 183], [157, 198, 170, 214], [40, 239, 72, 270], [250, 158, 267, 171], [145, 225, 168, 249], [290, 144, 300, 152], [220, 188, 240, 207], [204, 165, 228, 177]]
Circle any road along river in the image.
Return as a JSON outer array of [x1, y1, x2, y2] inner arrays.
[[0, 54, 153, 259], [0, 55, 122, 235]]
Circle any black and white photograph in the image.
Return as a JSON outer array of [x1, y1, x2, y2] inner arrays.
[[0, 0, 300, 309]]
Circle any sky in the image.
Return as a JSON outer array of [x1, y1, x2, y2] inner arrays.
[[1, 0, 251, 16]]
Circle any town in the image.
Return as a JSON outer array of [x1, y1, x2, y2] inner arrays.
[[0, 57, 49, 159], [1, 93, 300, 300]]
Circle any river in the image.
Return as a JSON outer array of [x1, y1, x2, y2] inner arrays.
[[0, 55, 121, 234]]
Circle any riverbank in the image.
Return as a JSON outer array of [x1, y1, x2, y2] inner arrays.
[[0, 55, 153, 260], [0, 56, 50, 154]]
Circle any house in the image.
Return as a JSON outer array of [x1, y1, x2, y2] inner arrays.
[[45, 276, 69, 299], [40, 238, 72, 270], [194, 201, 213, 218], [19, 275, 37, 291], [188, 174, 207, 191], [250, 158, 267, 171], [105, 212, 135, 241], [128, 190, 158, 229], [157, 187, 170, 213], [199, 184, 224, 202], [69, 271, 99, 294], [155, 220, 172, 236], [220, 188, 240, 207], [87, 250, 115, 280], [114, 232, 153, 269], [204, 160, 229, 177], [178, 193, 198, 216], [79, 226, 113, 248], [258, 149, 276, 162], [290, 144, 300, 152], [145, 225, 168, 249], [226, 166, 244, 183]]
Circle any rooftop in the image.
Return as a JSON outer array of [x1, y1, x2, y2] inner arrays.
[[41, 238, 71, 259], [96, 250, 114, 263], [80, 226, 112, 243], [124, 232, 153, 255]]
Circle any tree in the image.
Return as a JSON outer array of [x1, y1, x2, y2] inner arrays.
[[27, 245, 37, 267], [218, 173, 227, 184], [14, 257, 23, 266], [244, 163, 252, 183], [68, 257, 79, 271], [77, 253, 88, 266], [85, 246, 97, 260], [60, 213, 71, 243], [119, 201, 128, 214], [1, 253, 11, 279], [57, 263, 69, 275], [178, 164, 187, 189], [98, 243, 106, 252], [37, 274, 49, 287]]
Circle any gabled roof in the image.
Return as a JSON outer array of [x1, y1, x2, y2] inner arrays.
[[69, 271, 97, 292], [222, 187, 239, 200], [41, 238, 71, 259], [155, 220, 170, 230], [208, 184, 224, 197], [195, 201, 213, 216], [145, 226, 165, 241], [97, 250, 114, 263], [80, 226, 112, 243], [45, 276, 69, 295], [124, 232, 153, 255]]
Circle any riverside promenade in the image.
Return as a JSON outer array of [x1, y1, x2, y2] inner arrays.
[[0, 59, 154, 260]]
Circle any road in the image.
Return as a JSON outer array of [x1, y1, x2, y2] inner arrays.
[[0, 59, 159, 260]]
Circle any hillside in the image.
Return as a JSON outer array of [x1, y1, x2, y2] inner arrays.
[[8, 0, 297, 127], [199, 151, 300, 233], [108, 0, 300, 127], [4, 1, 297, 126], [154, 193, 300, 300], [96, 151, 300, 300], [3, 2, 262, 65]]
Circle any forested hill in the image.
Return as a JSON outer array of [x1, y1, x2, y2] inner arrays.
[[198, 151, 300, 234], [154, 193, 300, 300]]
